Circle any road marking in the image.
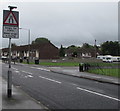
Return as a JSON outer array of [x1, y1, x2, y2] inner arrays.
[[25, 75, 33, 78], [14, 70, 19, 73], [21, 71, 33, 75], [12, 67, 18, 70], [31, 67, 50, 72], [77, 87, 120, 102], [39, 75, 61, 84], [27, 75, 33, 78]]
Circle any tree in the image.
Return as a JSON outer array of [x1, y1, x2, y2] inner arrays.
[[101, 41, 120, 56], [11, 43, 17, 47], [32, 37, 50, 44], [82, 43, 93, 48], [59, 45, 65, 57], [67, 45, 79, 57]]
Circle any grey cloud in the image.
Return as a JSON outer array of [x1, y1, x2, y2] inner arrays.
[[1, 2, 117, 48]]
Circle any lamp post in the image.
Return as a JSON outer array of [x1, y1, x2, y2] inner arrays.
[[95, 39, 97, 58], [91, 36, 97, 58], [19, 28, 30, 64]]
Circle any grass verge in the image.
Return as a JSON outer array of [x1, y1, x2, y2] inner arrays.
[[39, 62, 79, 66], [23, 61, 119, 67], [88, 68, 120, 78]]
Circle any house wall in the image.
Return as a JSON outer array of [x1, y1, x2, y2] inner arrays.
[[1, 42, 59, 59], [38, 44, 59, 59]]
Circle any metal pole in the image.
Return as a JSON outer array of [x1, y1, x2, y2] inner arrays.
[[28, 29, 30, 64], [8, 37, 12, 98], [7, 6, 17, 98], [95, 39, 96, 58]]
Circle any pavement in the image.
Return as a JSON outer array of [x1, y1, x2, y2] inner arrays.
[[1, 76, 48, 110], [47, 66, 120, 85]]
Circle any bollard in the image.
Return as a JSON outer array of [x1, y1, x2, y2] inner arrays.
[[79, 63, 84, 72], [8, 69, 12, 98]]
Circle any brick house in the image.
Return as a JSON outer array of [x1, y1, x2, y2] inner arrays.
[[1, 42, 59, 59], [65, 47, 100, 58]]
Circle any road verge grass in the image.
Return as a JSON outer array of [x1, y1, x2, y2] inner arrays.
[[88, 68, 120, 78], [23, 61, 119, 67]]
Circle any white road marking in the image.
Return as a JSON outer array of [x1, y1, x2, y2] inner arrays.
[[77, 87, 120, 102], [27, 75, 33, 78], [25, 75, 33, 78], [12, 67, 18, 70], [39, 75, 61, 84], [31, 67, 50, 72], [14, 70, 19, 73], [21, 71, 33, 75]]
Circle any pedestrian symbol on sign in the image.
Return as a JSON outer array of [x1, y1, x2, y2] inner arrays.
[[9, 15, 14, 23], [3, 12, 18, 25]]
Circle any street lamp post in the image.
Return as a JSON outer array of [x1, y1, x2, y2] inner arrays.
[[91, 36, 97, 58], [95, 39, 97, 58], [19, 28, 30, 64]]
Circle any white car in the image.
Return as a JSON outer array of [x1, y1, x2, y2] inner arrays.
[[1, 56, 7, 59], [102, 57, 113, 63]]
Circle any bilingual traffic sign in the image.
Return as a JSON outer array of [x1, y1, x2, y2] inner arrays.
[[3, 10, 19, 38]]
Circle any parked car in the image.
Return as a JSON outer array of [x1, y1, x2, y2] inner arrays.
[[97, 55, 120, 63], [102, 57, 113, 63], [1, 56, 8, 62]]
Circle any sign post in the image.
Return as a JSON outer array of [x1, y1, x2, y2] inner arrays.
[[3, 6, 19, 98]]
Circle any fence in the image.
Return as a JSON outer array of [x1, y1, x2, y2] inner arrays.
[[85, 62, 119, 78]]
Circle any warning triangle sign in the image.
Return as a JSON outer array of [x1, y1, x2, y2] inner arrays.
[[3, 11, 18, 26]]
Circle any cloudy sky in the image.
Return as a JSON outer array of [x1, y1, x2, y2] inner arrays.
[[0, 0, 118, 48]]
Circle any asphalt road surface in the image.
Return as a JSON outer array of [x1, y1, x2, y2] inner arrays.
[[1, 62, 120, 109]]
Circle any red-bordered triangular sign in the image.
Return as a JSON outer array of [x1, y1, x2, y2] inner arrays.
[[3, 11, 18, 26]]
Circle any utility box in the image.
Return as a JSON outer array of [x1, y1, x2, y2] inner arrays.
[[79, 63, 84, 72], [35, 59, 39, 64]]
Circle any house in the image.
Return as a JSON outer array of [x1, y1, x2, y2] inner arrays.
[[1, 42, 59, 60], [65, 47, 100, 58]]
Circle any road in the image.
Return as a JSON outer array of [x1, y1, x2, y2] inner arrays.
[[1, 62, 120, 109]]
